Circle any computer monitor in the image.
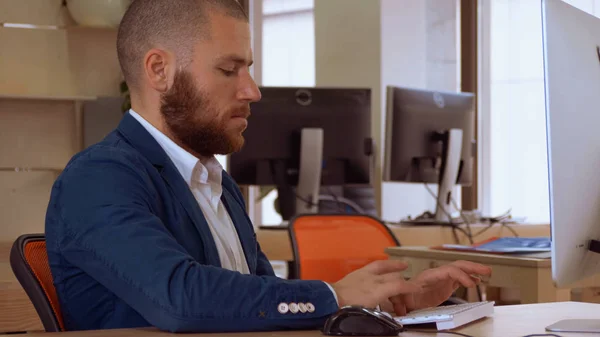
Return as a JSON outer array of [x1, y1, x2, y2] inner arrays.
[[542, 0, 600, 333], [383, 86, 476, 224], [228, 87, 373, 220]]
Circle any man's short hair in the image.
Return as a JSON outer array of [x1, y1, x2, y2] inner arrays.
[[117, 0, 248, 88]]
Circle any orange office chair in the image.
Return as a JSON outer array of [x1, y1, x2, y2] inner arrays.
[[288, 214, 400, 283], [10, 234, 65, 332]]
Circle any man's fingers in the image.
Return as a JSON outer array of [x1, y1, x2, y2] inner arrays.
[[378, 299, 395, 313], [470, 275, 484, 284], [377, 272, 407, 284], [449, 260, 492, 276], [365, 260, 409, 275], [444, 265, 477, 288], [390, 293, 416, 315], [377, 279, 423, 300], [392, 301, 408, 317]]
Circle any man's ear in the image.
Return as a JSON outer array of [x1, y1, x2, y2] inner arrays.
[[143, 48, 176, 93]]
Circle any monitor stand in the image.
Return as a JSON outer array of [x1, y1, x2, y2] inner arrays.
[[546, 319, 600, 333], [295, 128, 324, 215], [401, 129, 463, 226], [273, 128, 324, 221], [545, 242, 600, 333]]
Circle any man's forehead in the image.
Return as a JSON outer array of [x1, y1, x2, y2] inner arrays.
[[207, 11, 250, 39], [198, 13, 252, 60], [198, 35, 253, 63], [214, 53, 254, 66]]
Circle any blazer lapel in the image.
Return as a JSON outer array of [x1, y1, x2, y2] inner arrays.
[[116, 112, 221, 267], [160, 165, 221, 267], [221, 186, 257, 274]]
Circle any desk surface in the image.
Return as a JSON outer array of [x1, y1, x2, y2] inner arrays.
[[19, 302, 600, 337]]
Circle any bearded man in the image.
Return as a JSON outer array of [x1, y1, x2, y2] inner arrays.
[[44, 0, 491, 333]]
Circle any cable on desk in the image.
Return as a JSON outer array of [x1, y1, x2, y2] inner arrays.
[[502, 222, 520, 237], [449, 196, 474, 242], [423, 184, 474, 245], [424, 185, 522, 243], [434, 222, 472, 241], [404, 330, 563, 337], [403, 329, 475, 337], [471, 220, 520, 239], [268, 160, 330, 211], [395, 200, 471, 244], [472, 208, 521, 239], [471, 222, 495, 237], [268, 160, 366, 215], [325, 185, 346, 213]]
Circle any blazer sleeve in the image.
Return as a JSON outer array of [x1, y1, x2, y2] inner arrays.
[[48, 147, 338, 333]]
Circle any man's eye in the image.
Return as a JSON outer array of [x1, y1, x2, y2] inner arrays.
[[220, 68, 235, 76]]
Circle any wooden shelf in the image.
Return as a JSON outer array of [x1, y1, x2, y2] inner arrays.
[[64, 24, 119, 32], [2, 26, 119, 33], [0, 168, 63, 172], [0, 94, 97, 101]]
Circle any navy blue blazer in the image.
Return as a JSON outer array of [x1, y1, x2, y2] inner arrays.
[[45, 112, 338, 332]]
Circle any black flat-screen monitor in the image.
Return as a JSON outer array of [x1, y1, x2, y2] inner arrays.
[[229, 87, 373, 219], [383, 86, 475, 185], [383, 85, 475, 224]]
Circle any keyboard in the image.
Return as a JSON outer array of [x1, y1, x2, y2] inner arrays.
[[394, 301, 495, 330]]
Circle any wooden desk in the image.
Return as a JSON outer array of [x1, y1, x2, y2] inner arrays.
[[386, 246, 600, 304], [257, 222, 550, 261], [18, 302, 600, 337]]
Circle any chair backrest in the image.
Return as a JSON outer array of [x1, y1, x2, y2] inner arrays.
[[288, 214, 400, 283], [10, 234, 65, 332]]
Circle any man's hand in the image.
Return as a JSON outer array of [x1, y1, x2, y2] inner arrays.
[[390, 260, 492, 316], [331, 260, 423, 309]]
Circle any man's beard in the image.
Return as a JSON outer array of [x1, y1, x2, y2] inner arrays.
[[159, 70, 248, 157]]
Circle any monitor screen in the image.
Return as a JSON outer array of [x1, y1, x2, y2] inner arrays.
[[383, 86, 475, 186], [229, 87, 373, 187]]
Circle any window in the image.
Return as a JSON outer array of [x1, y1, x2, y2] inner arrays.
[[482, 0, 600, 223], [260, 0, 315, 225], [262, 0, 315, 87]]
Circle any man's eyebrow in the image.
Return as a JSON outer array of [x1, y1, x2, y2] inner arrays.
[[216, 54, 254, 67]]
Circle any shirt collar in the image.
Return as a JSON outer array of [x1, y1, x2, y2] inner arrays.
[[128, 109, 222, 187]]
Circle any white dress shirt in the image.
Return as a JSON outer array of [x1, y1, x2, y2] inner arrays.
[[129, 109, 249, 274], [129, 110, 338, 305]]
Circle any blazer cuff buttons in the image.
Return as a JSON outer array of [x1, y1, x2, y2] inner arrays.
[[278, 302, 315, 314]]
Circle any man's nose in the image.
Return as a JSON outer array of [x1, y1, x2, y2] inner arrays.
[[237, 72, 262, 103]]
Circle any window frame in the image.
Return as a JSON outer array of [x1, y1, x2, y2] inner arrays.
[[477, 0, 492, 215]]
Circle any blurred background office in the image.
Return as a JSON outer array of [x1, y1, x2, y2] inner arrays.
[[2, 2, 600, 331], [4, 0, 599, 237]]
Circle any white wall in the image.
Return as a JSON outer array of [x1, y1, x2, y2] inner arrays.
[[262, 4, 315, 86]]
